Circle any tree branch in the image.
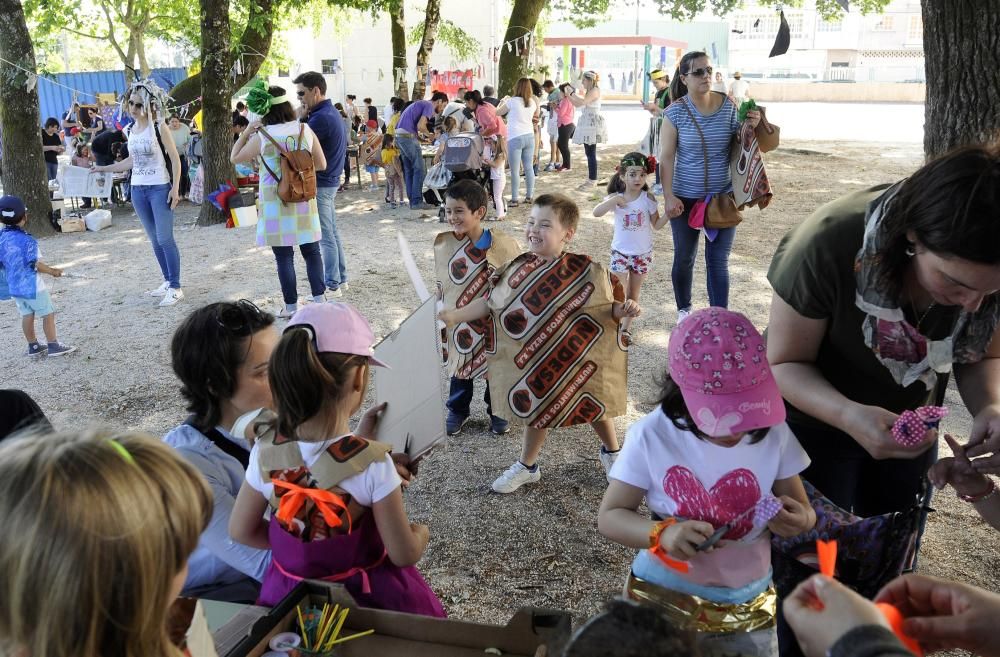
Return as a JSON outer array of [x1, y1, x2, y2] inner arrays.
[[62, 26, 110, 40]]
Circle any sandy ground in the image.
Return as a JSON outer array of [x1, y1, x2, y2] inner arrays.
[[2, 140, 995, 642]]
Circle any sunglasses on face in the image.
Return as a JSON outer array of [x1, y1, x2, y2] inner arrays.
[[216, 299, 267, 336], [129, 101, 144, 109], [686, 67, 714, 78]]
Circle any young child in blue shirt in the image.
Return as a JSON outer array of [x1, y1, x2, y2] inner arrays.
[[0, 195, 76, 357]]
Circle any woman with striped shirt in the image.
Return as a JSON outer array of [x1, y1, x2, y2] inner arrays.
[[659, 51, 760, 323]]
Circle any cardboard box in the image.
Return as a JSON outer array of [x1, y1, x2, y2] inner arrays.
[[217, 582, 571, 657]]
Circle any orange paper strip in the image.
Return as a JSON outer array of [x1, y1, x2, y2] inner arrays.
[[816, 539, 837, 578], [876, 602, 923, 656]]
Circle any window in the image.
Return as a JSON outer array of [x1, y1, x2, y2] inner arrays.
[[321, 59, 338, 75], [733, 13, 804, 40], [907, 15, 923, 40], [817, 18, 843, 32], [873, 15, 895, 31]]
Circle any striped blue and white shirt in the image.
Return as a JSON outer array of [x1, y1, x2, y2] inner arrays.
[[664, 93, 740, 199]]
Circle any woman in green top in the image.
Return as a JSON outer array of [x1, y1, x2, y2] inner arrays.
[[766, 144, 1000, 652], [642, 68, 671, 190]]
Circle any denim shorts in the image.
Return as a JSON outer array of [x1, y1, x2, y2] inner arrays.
[[14, 290, 55, 317]]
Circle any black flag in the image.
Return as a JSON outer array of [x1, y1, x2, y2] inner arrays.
[[769, 10, 791, 57], [836, 0, 849, 9]]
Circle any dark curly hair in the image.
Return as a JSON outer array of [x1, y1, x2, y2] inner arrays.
[[170, 301, 275, 431], [657, 372, 767, 444]]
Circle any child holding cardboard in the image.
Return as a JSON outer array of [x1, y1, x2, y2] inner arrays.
[[439, 193, 640, 493], [435, 180, 521, 436]]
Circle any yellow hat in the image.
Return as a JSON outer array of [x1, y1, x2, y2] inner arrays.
[[649, 69, 668, 81]]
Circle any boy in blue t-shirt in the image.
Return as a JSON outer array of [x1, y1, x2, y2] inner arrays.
[[0, 196, 76, 357]]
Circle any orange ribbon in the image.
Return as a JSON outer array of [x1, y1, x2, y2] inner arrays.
[[272, 479, 352, 534], [650, 544, 691, 573], [816, 539, 837, 578]]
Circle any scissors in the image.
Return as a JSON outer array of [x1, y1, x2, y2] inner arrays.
[[695, 505, 757, 552]]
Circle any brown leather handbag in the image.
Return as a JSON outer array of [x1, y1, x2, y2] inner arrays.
[[681, 97, 742, 230], [258, 123, 316, 204]]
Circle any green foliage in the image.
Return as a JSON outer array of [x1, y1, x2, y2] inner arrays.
[[408, 19, 481, 62], [548, 0, 611, 28], [650, 0, 890, 22]]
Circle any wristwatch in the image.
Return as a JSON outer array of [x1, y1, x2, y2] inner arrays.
[[958, 478, 996, 503]]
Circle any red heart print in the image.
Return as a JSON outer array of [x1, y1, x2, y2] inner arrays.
[[662, 466, 762, 540]]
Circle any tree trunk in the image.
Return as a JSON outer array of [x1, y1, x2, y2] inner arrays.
[[197, 0, 235, 226], [498, 0, 545, 96], [922, 0, 1000, 157], [0, 0, 55, 236], [389, 0, 409, 101], [168, 0, 277, 113], [411, 0, 442, 101]]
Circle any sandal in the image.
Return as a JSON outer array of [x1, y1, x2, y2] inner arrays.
[[621, 329, 633, 347], [509, 200, 520, 208], [524, 196, 533, 203]]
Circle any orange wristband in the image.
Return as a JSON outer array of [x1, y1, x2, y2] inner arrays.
[[648, 518, 677, 549], [648, 518, 690, 573]]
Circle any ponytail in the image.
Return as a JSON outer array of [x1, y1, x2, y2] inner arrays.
[[670, 51, 708, 102], [607, 172, 625, 195]]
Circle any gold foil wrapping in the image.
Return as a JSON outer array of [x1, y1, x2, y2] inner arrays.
[[625, 573, 777, 633]]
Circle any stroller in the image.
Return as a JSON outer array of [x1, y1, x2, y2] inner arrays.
[[423, 131, 491, 222]]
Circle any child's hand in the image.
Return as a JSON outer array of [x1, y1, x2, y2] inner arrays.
[[660, 520, 715, 560], [49, 267, 63, 278], [392, 453, 417, 487], [664, 194, 684, 218], [615, 195, 628, 208], [767, 495, 815, 537], [437, 308, 455, 325], [929, 434, 993, 498], [613, 299, 642, 320]]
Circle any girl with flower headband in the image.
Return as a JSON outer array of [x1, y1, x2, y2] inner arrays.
[[93, 79, 185, 306], [593, 151, 667, 343], [229, 303, 445, 616], [599, 307, 815, 657], [231, 82, 328, 319]]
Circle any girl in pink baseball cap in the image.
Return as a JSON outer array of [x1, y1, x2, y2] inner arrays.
[[598, 307, 815, 655], [229, 302, 445, 616]]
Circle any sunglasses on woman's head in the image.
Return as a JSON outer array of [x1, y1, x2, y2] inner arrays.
[[216, 300, 267, 335], [686, 67, 714, 78]]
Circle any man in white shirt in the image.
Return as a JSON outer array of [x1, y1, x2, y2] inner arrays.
[[729, 72, 751, 106]]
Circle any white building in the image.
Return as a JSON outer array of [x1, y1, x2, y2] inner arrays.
[[271, 0, 511, 106], [727, 0, 924, 84]]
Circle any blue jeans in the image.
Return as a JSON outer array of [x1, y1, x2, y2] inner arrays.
[[132, 183, 181, 288], [508, 133, 536, 201], [271, 241, 325, 305], [315, 186, 347, 290], [584, 143, 598, 181], [669, 198, 736, 310], [447, 376, 494, 418], [45, 161, 58, 181], [396, 135, 426, 207]]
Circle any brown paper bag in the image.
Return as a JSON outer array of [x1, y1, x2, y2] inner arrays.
[[486, 252, 628, 429], [435, 229, 522, 380]]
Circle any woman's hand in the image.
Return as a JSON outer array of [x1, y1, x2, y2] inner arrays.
[[745, 109, 761, 128], [168, 186, 181, 210], [841, 403, 936, 460], [659, 520, 715, 560], [785, 575, 889, 657], [91, 164, 106, 173], [246, 120, 262, 136], [929, 434, 992, 496], [767, 495, 815, 537], [965, 403, 1000, 473], [876, 574, 1000, 656], [663, 194, 684, 219], [391, 452, 418, 488], [356, 402, 387, 439]]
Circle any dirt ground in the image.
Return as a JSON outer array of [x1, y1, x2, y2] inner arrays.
[[1, 140, 995, 644]]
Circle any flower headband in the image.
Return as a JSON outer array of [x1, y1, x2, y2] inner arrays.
[[245, 79, 290, 117], [120, 78, 172, 119], [619, 153, 655, 174]]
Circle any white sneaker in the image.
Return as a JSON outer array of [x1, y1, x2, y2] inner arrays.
[[158, 288, 184, 306], [599, 448, 620, 481], [341, 283, 350, 293], [328, 288, 344, 299], [147, 281, 170, 297], [277, 304, 298, 319], [492, 461, 541, 494], [677, 308, 691, 324]]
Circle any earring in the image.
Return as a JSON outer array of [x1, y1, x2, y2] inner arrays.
[[905, 244, 916, 257]]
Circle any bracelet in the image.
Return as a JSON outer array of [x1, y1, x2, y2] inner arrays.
[[648, 518, 677, 549], [647, 518, 690, 574], [959, 478, 996, 503]]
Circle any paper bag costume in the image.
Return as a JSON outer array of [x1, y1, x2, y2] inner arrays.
[[434, 229, 522, 380], [486, 252, 628, 429]]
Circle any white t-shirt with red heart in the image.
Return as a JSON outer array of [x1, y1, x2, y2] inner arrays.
[[610, 406, 810, 589]]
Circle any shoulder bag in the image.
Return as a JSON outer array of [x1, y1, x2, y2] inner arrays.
[[258, 123, 317, 204], [681, 97, 742, 230]]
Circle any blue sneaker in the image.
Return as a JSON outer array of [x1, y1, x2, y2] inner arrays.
[[46, 342, 77, 357], [490, 415, 510, 435], [25, 342, 46, 357], [446, 411, 469, 436]]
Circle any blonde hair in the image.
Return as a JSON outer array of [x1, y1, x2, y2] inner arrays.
[[0, 429, 212, 657]]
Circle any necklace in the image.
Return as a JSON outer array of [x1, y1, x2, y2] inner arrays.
[[907, 290, 936, 333]]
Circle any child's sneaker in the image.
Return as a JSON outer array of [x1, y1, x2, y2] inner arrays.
[[159, 288, 184, 306], [490, 415, 510, 435], [446, 411, 469, 436], [492, 461, 540, 493], [46, 342, 77, 357], [599, 446, 620, 481], [391, 202, 398, 209], [25, 342, 46, 357], [146, 281, 170, 297]]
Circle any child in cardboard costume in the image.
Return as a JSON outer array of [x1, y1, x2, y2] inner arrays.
[[435, 180, 522, 437], [440, 194, 640, 494]]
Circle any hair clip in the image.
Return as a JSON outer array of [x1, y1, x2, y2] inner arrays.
[[108, 439, 136, 465]]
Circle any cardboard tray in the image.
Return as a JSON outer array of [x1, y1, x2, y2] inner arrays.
[[219, 582, 570, 657]]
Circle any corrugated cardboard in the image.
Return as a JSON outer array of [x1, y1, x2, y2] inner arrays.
[[485, 252, 628, 428], [218, 582, 570, 657]]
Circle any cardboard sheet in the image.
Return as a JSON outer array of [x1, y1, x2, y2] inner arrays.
[[374, 296, 446, 459], [61, 165, 113, 199], [486, 253, 628, 428]]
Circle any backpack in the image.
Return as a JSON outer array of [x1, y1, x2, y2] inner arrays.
[[187, 133, 204, 166], [363, 131, 384, 167], [442, 132, 485, 173], [125, 121, 174, 182], [258, 124, 317, 204]]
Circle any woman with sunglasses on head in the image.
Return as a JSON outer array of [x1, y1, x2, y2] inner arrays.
[[659, 52, 760, 324], [567, 70, 607, 191], [162, 300, 277, 602], [93, 80, 184, 306]]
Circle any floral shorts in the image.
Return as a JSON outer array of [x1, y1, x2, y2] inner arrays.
[[610, 250, 653, 275]]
